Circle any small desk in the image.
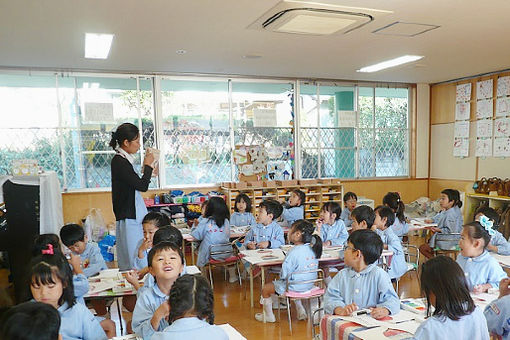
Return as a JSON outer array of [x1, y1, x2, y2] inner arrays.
[[491, 253, 510, 270]]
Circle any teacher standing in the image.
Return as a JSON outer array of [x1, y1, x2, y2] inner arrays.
[[109, 123, 154, 271]]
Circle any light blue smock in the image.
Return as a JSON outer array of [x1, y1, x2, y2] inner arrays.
[[230, 212, 256, 227], [320, 219, 348, 246], [323, 263, 400, 315], [273, 243, 319, 295], [58, 301, 107, 340], [133, 239, 150, 270], [484, 294, 510, 340], [151, 317, 228, 340], [489, 230, 510, 255], [390, 216, 409, 239], [456, 250, 507, 290], [73, 273, 89, 305], [413, 306, 489, 340], [132, 283, 169, 339], [282, 206, 304, 225], [116, 190, 146, 271], [79, 242, 107, 277], [376, 228, 407, 280], [191, 218, 231, 267], [340, 208, 353, 228], [243, 221, 284, 249], [429, 206, 463, 247]]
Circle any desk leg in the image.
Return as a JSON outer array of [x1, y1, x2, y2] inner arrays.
[[116, 298, 123, 335], [261, 267, 266, 323], [250, 266, 254, 308], [191, 242, 195, 265]]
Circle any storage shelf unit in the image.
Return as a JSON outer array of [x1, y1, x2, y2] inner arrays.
[[464, 193, 510, 223], [221, 182, 343, 221]]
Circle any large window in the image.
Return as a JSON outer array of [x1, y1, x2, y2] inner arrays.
[[0, 72, 410, 190]]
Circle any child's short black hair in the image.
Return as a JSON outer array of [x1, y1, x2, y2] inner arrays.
[[343, 192, 358, 203], [291, 189, 305, 206], [463, 221, 491, 249], [420, 256, 474, 320], [204, 196, 230, 228], [148, 241, 184, 267], [59, 224, 85, 247], [168, 274, 215, 325], [321, 202, 342, 220], [29, 254, 75, 308], [260, 199, 283, 220], [382, 192, 405, 223], [351, 205, 375, 228], [374, 205, 395, 228], [291, 220, 322, 259], [0, 301, 61, 340], [32, 234, 62, 257], [474, 206, 500, 228], [234, 193, 252, 213], [142, 211, 171, 228], [153, 226, 183, 248], [441, 189, 463, 208], [347, 229, 382, 265]]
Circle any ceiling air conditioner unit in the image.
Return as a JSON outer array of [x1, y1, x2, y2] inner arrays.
[[249, 1, 391, 36]]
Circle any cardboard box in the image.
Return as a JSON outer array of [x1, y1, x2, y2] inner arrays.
[[235, 182, 248, 189], [298, 179, 317, 185], [276, 180, 298, 186], [262, 181, 276, 187]]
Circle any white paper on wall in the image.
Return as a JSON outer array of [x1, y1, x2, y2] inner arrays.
[[455, 102, 471, 120], [494, 117, 510, 137], [496, 97, 510, 117], [497, 76, 510, 97], [241, 164, 254, 176], [494, 137, 510, 157], [477, 79, 493, 100], [476, 138, 492, 157], [453, 138, 469, 157], [454, 121, 470, 138], [337, 111, 356, 128], [456, 83, 472, 102], [476, 99, 493, 119], [476, 119, 493, 138]]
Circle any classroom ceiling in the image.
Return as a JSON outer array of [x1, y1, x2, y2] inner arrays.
[[1, 0, 509, 84]]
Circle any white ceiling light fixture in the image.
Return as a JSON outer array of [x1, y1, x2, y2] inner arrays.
[[357, 55, 423, 73], [85, 33, 114, 59]]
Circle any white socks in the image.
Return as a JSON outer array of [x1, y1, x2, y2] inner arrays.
[[228, 266, 238, 283], [294, 300, 307, 320], [255, 296, 276, 322]]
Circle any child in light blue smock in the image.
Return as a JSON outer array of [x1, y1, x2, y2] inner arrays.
[[324, 229, 400, 318], [230, 193, 256, 227], [281, 189, 305, 226], [414, 256, 489, 340], [133, 212, 171, 271], [255, 220, 323, 323], [0, 301, 61, 339], [457, 221, 506, 293], [419, 189, 464, 259], [383, 192, 409, 239], [316, 202, 348, 246], [374, 206, 407, 280], [484, 277, 510, 340], [132, 242, 185, 339], [340, 192, 357, 229], [151, 274, 228, 340], [29, 253, 107, 340], [475, 206, 510, 255], [244, 199, 284, 249], [191, 197, 235, 280]]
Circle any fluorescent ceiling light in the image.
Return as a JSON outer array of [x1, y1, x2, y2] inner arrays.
[[85, 33, 114, 59], [357, 55, 423, 72]]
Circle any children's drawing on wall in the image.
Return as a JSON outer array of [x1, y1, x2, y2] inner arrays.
[[453, 138, 469, 157], [475, 138, 492, 157], [454, 121, 470, 138], [494, 137, 510, 157], [455, 102, 470, 121], [456, 83, 472, 102], [494, 118, 510, 137], [477, 79, 493, 100], [476, 119, 493, 138], [496, 97, 510, 117], [476, 99, 493, 119], [497, 76, 510, 97]]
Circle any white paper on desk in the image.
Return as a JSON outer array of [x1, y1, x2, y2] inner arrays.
[[491, 253, 510, 267], [185, 265, 201, 275], [388, 320, 421, 334], [339, 314, 421, 335], [352, 327, 390, 340], [88, 280, 115, 295], [240, 249, 285, 264], [387, 310, 421, 324], [337, 315, 382, 328], [410, 218, 437, 227], [471, 292, 499, 309], [94, 269, 120, 280], [218, 324, 247, 340]]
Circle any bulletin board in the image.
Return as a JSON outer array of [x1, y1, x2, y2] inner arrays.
[[234, 145, 268, 181]]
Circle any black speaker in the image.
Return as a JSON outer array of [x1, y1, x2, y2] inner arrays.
[[2, 180, 40, 303]]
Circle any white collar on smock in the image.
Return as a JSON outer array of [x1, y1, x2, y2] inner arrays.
[[116, 147, 135, 165]]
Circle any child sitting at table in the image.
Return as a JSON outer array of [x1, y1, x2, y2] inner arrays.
[[414, 256, 489, 339], [244, 199, 285, 250], [457, 221, 506, 293], [281, 189, 305, 226], [474, 206, 510, 255], [373, 206, 407, 281], [323, 229, 400, 319], [350, 205, 376, 231], [419, 189, 464, 259], [230, 193, 256, 227], [151, 274, 228, 339], [316, 202, 348, 247], [133, 212, 171, 273], [340, 192, 357, 229], [382, 192, 409, 240], [484, 277, 510, 340], [132, 241, 185, 339], [28, 253, 107, 339], [255, 220, 323, 323], [0, 301, 61, 340]]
